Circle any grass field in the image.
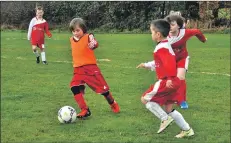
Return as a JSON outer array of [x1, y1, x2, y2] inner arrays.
[[1, 31, 230, 143]]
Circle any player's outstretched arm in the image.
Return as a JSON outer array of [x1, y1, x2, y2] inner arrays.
[[186, 29, 207, 43], [136, 63, 146, 69], [136, 61, 155, 71]]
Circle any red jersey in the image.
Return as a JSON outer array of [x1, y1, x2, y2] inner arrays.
[[167, 29, 206, 61], [154, 40, 177, 80], [27, 17, 52, 45]]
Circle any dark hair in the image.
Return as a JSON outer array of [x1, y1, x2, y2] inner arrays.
[[69, 18, 87, 33], [150, 19, 170, 37], [165, 15, 184, 29]]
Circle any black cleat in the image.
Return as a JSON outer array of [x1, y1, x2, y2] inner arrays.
[[42, 61, 48, 65], [36, 56, 40, 64], [77, 108, 91, 119]]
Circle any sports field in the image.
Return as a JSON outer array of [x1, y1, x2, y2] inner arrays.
[[1, 31, 230, 142]]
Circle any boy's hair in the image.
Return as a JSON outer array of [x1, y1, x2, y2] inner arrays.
[[150, 19, 170, 37], [35, 5, 43, 11], [69, 18, 87, 33], [165, 15, 184, 29]]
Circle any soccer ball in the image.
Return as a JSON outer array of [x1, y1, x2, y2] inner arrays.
[[58, 106, 77, 123]]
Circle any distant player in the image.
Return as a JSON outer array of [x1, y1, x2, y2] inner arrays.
[[165, 14, 207, 109], [137, 19, 194, 138], [69, 18, 120, 119], [27, 5, 52, 65]]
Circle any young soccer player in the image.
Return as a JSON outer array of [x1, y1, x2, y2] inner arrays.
[[69, 18, 120, 119], [142, 15, 207, 109], [137, 19, 194, 138], [27, 5, 52, 65], [165, 14, 207, 109]]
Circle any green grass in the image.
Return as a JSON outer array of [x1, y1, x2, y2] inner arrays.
[[1, 31, 230, 143]]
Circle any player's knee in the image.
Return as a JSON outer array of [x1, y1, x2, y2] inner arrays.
[[177, 75, 185, 80], [166, 109, 175, 114], [71, 86, 81, 95], [79, 85, 85, 91], [145, 101, 152, 109], [177, 72, 186, 80], [141, 97, 147, 104], [101, 91, 109, 97], [32, 47, 36, 51]]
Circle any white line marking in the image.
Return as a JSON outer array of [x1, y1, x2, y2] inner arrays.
[[97, 59, 111, 61], [188, 71, 230, 77], [2, 56, 229, 77]]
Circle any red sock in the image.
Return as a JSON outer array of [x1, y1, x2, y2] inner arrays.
[[74, 93, 87, 110]]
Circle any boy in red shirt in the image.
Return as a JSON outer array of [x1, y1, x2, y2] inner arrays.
[[141, 15, 207, 109], [27, 6, 52, 65], [137, 19, 194, 138], [69, 18, 120, 119], [165, 14, 207, 109]]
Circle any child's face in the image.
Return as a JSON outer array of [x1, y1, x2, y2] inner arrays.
[[150, 25, 161, 42], [169, 21, 180, 33], [36, 10, 44, 18], [72, 24, 84, 39]]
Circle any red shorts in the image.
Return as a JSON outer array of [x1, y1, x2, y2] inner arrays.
[[142, 77, 183, 106], [176, 56, 189, 70], [31, 39, 45, 50], [70, 64, 109, 94]]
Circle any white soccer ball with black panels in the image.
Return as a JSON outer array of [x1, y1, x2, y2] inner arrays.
[[58, 106, 77, 123]]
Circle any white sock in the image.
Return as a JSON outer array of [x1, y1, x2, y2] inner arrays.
[[33, 50, 39, 57], [168, 109, 190, 131], [41, 52, 46, 61], [145, 102, 168, 121]]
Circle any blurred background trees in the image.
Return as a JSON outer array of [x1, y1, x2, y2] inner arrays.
[[1, 1, 230, 31]]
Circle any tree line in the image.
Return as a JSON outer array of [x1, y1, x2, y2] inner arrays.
[[1, 1, 230, 31]]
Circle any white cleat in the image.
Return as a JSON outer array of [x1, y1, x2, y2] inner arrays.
[[175, 128, 195, 138], [157, 116, 174, 133]]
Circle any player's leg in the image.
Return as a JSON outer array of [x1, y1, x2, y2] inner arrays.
[[145, 102, 174, 133], [85, 65, 120, 113], [70, 73, 91, 119], [177, 68, 188, 109], [177, 56, 190, 109], [79, 84, 86, 95], [32, 45, 40, 63], [166, 104, 194, 138], [38, 44, 48, 65], [141, 80, 174, 133], [101, 91, 120, 113]]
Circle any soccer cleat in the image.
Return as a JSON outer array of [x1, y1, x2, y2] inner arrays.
[[175, 128, 194, 138], [157, 116, 174, 133], [77, 108, 91, 119], [180, 101, 189, 109], [36, 56, 40, 64], [42, 61, 48, 65], [110, 101, 120, 113]]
